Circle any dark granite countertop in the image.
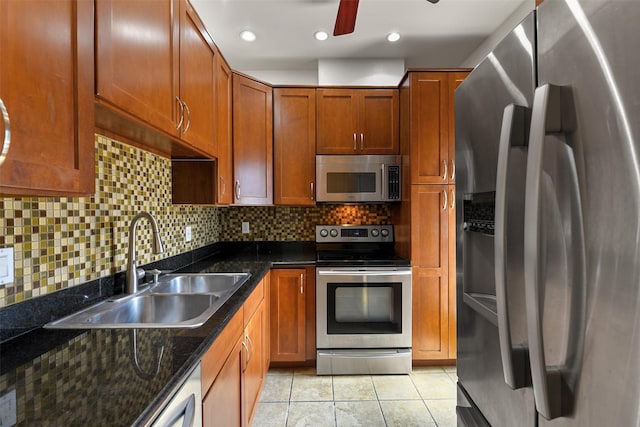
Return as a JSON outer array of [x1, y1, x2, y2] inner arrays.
[[0, 242, 316, 427]]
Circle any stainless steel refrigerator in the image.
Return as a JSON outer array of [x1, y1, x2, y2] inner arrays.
[[455, 0, 640, 425]]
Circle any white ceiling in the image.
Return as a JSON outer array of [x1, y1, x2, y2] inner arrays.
[[191, 0, 533, 76]]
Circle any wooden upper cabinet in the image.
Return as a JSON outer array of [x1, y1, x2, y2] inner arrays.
[[273, 88, 316, 206], [178, 0, 216, 156], [0, 0, 94, 196], [96, 0, 216, 157], [316, 88, 398, 155], [407, 71, 468, 185], [215, 52, 234, 205], [232, 74, 273, 205], [96, 0, 179, 138]]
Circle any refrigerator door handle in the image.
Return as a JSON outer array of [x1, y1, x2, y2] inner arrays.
[[495, 104, 531, 390], [524, 84, 586, 420]]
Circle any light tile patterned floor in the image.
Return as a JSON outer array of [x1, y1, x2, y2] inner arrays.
[[252, 366, 458, 427]]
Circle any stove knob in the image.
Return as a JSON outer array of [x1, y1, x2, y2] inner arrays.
[[371, 229, 380, 237], [330, 229, 339, 237], [319, 228, 329, 238], [381, 229, 390, 238]]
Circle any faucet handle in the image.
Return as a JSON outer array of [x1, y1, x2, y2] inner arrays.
[[136, 268, 145, 281], [148, 269, 162, 284]]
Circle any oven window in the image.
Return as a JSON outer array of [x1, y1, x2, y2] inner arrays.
[[326, 172, 376, 193], [327, 283, 402, 334]]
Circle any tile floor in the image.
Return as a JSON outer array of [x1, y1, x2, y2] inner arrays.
[[252, 366, 458, 427]]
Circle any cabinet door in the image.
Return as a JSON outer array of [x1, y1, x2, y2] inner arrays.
[[270, 269, 307, 362], [178, 0, 216, 156], [411, 185, 450, 360], [358, 89, 399, 154], [447, 72, 468, 184], [215, 53, 234, 205], [203, 337, 243, 427], [316, 89, 358, 154], [0, 0, 94, 196], [233, 74, 273, 205], [274, 88, 316, 205], [409, 72, 449, 184], [96, 0, 179, 138], [243, 303, 265, 427]]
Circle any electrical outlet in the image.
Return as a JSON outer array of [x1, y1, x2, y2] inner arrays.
[[0, 389, 17, 427], [185, 225, 192, 242], [0, 248, 14, 286], [242, 222, 250, 234]]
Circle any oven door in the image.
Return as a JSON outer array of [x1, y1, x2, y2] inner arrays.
[[316, 267, 412, 349]]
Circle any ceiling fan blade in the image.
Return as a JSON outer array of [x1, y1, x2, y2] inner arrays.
[[333, 0, 359, 36]]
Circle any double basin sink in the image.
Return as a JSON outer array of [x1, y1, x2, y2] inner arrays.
[[45, 273, 251, 329]]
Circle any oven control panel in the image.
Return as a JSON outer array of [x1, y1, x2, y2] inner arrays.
[[316, 225, 394, 243]]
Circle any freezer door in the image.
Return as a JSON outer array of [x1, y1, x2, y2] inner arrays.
[[529, 0, 640, 425]]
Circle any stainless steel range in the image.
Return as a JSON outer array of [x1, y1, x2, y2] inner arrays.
[[315, 225, 412, 375]]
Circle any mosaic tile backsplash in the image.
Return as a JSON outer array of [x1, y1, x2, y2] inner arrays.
[[0, 135, 392, 308]]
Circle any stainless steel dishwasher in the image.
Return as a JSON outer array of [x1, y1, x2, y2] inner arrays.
[[147, 363, 202, 427]]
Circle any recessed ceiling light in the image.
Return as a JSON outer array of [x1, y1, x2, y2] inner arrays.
[[240, 30, 256, 42], [314, 31, 329, 41], [387, 32, 401, 42]]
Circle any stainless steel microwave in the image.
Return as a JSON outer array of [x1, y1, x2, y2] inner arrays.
[[315, 155, 401, 203]]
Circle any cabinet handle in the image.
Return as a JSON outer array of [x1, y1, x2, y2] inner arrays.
[[360, 133, 364, 150], [235, 180, 241, 201], [450, 189, 455, 209], [442, 160, 448, 181], [245, 334, 254, 365], [241, 341, 249, 371], [300, 273, 304, 294], [353, 133, 357, 151], [0, 98, 10, 167], [442, 189, 448, 210], [175, 96, 184, 130], [450, 160, 456, 181], [219, 176, 225, 198], [183, 102, 191, 133], [310, 182, 314, 201]]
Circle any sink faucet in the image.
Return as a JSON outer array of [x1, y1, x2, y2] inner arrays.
[[126, 212, 165, 294]]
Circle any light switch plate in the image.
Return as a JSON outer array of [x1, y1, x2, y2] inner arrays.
[[0, 248, 14, 286], [242, 222, 250, 234], [185, 225, 192, 242]]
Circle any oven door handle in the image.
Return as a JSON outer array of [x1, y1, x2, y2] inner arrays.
[[317, 270, 412, 276]]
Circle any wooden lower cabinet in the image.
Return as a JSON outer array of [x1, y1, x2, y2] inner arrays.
[[201, 277, 268, 427], [202, 336, 243, 426], [243, 303, 265, 426], [412, 266, 449, 359], [269, 267, 316, 363], [410, 184, 456, 361]]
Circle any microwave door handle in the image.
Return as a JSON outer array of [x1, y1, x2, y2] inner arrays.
[[381, 164, 386, 200]]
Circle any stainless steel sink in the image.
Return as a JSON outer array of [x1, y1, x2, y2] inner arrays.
[[148, 273, 251, 295], [44, 272, 252, 329]]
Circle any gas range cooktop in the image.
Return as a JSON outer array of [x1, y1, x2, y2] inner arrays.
[[315, 225, 411, 267]]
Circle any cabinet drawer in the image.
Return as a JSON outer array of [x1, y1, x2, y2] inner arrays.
[[243, 278, 265, 326]]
